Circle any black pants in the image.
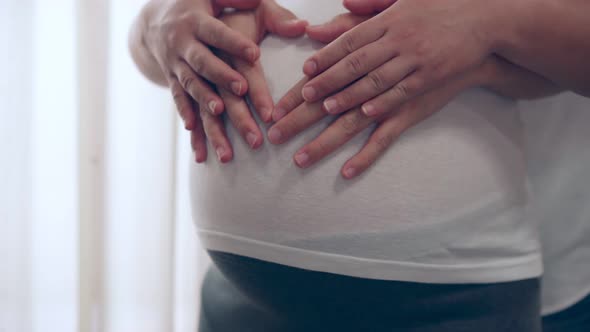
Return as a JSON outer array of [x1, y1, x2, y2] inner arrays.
[[200, 251, 542, 332], [542, 294, 590, 332]]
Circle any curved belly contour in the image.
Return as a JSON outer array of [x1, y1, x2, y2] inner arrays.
[[190, 1, 535, 268]]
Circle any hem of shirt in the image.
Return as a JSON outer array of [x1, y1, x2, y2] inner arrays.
[[541, 284, 590, 316], [198, 229, 543, 284]]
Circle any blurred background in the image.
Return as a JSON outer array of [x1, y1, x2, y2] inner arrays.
[[1, 1, 210, 331]]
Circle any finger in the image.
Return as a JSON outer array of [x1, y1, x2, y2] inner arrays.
[[340, 112, 404, 179], [233, 57, 274, 123], [302, 19, 385, 77], [182, 41, 248, 96], [306, 13, 370, 43], [267, 101, 325, 145], [322, 57, 416, 114], [169, 78, 198, 130], [214, 0, 261, 10], [262, 0, 308, 37], [200, 105, 234, 163], [293, 108, 373, 168], [343, 79, 465, 179], [219, 88, 264, 150], [196, 15, 260, 63], [191, 112, 208, 163], [343, 0, 397, 15], [172, 60, 225, 115], [272, 77, 309, 122], [302, 40, 392, 103], [361, 70, 427, 117]]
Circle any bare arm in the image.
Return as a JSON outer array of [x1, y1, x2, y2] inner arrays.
[[478, 57, 563, 100], [343, 0, 590, 96], [492, 0, 590, 97], [267, 13, 565, 179]]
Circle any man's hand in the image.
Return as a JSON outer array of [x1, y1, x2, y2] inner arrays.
[[342, 0, 397, 15], [268, 11, 561, 179], [298, 0, 499, 119], [269, 71, 483, 179], [190, 0, 307, 163]]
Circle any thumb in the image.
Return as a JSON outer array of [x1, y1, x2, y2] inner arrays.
[[262, 0, 308, 38], [306, 13, 370, 43], [343, 0, 397, 15]]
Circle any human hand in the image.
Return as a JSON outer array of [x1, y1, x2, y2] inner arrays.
[[342, 0, 397, 15], [269, 74, 484, 179], [299, 0, 498, 118], [268, 11, 551, 179], [190, 0, 308, 163]]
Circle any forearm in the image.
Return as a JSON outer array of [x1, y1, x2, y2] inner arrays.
[[129, 5, 168, 87], [476, 57, 564, 100], [491, 0, 590, 96]]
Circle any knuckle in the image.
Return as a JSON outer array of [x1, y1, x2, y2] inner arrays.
[[171, 87, 184, 103], [341, 33, 357, 54], [179, 73, 197, 92], [410, 76, 424, 92], [208, 24, 223, 44], [187, 51, 204, 73], [393, 82, 411, 99], [340, 113, 360, 136], [164, 27, 183, 47], [171, 88, 188, 108], [345, 54, 364, 76], [367, 70, 385, 91], [414, 39, 431, 58]]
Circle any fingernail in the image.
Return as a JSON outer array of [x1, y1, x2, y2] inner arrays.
[[184, 119, 194, 131], [303, 60, 317, 75], [246, 132, 258, 148], [343, 167, 356, 179], [295, 152, 310, 168], [287, 19, 306, 25], [195, 151, 205, 164], [302, 86, 317, 101], [208, 100, 217, 114], [245, 47, 257, 62], [273, 108, 286, 121], [216, 147, 225, 162], [323, 98, 339, 114], [362, 104, 377, 116], [260, 107, 273, 123], [231, 81, 243, 95], [268, 127, 282, 143]]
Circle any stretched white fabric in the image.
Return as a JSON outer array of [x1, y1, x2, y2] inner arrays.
[[191, 0, 542, 284], [521, 93, 590, 315]]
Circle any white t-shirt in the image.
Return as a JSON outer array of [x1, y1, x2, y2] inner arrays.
[[190, 0, 542, 283], [520, 93, 590, 314]]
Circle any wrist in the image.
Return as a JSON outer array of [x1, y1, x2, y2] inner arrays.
[[485, 0, 538, 55], [471, 57, 503, 89]]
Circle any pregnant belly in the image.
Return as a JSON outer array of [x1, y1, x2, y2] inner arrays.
[[190, 35, 528, 261]]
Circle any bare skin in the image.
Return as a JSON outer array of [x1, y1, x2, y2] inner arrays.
[[129, 0, 307, 162], [130, 0, 565, 178], [299, 0, 590, 123]]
